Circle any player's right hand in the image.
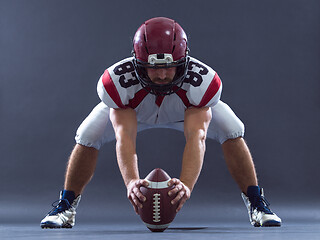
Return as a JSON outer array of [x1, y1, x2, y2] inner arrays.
[[126, 179, 149, 215]]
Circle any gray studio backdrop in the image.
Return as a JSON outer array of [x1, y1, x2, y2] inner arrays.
[[1, 0, 319, 223]]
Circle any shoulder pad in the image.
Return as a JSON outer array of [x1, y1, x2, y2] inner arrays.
[[97, 57, 143, 108], [182, 57, 222, 108]]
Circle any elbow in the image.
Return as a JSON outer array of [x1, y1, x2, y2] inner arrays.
[[184, 128, 207, 145], [114, 128, 136, 147]]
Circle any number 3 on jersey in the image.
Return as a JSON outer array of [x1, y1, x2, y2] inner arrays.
[[185, 61, 208, 87], [113, 60, 209, 89], [113, 61, 139, 88]]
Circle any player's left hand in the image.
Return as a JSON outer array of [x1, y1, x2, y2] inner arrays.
[[167, 178, 191, 213]]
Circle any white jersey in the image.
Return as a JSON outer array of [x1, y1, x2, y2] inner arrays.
[[97, 57, 222, 124]]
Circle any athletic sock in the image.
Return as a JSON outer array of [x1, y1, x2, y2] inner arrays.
[[61, 190, 76, 204]]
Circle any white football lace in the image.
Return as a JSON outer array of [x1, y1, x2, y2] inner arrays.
[[153, 193, 161, 222]]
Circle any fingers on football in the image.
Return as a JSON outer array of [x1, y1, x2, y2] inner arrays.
[[142, 180, 149, 187], [171, 189, 185, 205], [131, 188, 143, 207], [168, 183, 182, 196], [176, 196, 187, 213], [133, 191, 144, 208], [136, 179, 149, 187], [168, 178, 179, 187], [133, 186, 146, 202], [128, 194, 139, 214]]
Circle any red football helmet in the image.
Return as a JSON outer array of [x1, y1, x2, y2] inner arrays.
[[132, 17, 189, 95]]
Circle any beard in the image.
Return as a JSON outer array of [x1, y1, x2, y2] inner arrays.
[[151, 78, 173, 85]]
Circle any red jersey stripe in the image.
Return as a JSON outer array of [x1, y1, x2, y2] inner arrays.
[[126, 89, 149, 109], [155, 95, 165, 107], [102, 70, 126, 108], [197, 73, 221, 108], [174, 87, 192, 108]]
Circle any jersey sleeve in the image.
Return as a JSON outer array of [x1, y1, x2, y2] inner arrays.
[[186, 59, 222, 108], [97, 57, 142, 109], [97, 69, 126, 109]]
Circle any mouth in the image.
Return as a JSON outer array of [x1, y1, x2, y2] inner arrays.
[[152, 78, 172, 85]]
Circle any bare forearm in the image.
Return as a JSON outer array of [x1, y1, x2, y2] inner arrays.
[[181, 107, 211, 192], [110, 108, 139, 188], [180, 132, 206, 192], [116, 136, 139, 187]]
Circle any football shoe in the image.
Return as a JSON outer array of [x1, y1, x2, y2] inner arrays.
[[41, 190, 81, 229], [241, 186, 281, 227]]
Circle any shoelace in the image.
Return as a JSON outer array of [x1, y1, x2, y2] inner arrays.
[[48, 199, 72, 216], [250, 196, 273, 214]]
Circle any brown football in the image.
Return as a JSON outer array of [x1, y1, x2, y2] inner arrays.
[[138, 168, 178, 232]]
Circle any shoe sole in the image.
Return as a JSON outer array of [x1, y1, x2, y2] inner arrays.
[[262, 220, 281, 227], [40, 222, 73, 229]]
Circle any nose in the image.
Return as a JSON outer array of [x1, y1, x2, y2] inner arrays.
[[156, 68, 167, 79]]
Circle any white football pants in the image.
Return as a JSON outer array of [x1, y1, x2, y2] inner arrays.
[[75, 100, 245, 150]]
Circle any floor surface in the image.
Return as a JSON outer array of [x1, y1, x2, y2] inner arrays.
[[1, 201, 319, 239], [1, 222, 320, 240]]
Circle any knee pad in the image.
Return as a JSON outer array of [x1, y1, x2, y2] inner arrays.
[[219, 117, 245, 144], [75, 102, 115, 150], [207, 101, 245, 144]]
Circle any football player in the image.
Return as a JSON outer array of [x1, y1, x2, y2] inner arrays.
[[41, 17, 281, 228]]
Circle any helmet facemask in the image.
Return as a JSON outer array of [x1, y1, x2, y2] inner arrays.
[[133, 53, 189, 96]]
